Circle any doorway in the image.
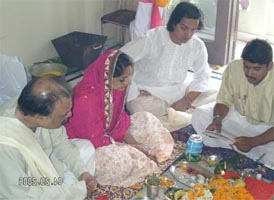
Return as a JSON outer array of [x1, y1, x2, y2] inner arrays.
[[165, 0, 274, 65], [165, 0, 239, 66], [234, 0, 274, 59]]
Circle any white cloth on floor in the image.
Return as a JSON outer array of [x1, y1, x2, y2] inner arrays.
[[126, 87, 218, 132], [160, 107, 192, 132], [0, 55, 27, 106]]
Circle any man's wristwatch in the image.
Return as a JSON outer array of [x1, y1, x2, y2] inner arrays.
[[213, 115, 222, 120]]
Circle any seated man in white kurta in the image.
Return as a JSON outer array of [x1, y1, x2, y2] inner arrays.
[[0, 77, 97, 199], [192, 39, 274, 169], [121, 2, 215, 129]]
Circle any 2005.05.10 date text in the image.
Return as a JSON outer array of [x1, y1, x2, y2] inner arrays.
[[18, 177, 63, 186]]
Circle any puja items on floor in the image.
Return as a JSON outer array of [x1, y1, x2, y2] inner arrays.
[[165, 175, 254, 200]]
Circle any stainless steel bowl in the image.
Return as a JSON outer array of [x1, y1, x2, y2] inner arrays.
[[207, 155, 220, 166], [29, 63, 67, 78], [133, 197, 151, 200]]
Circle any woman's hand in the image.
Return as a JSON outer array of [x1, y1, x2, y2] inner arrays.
[[124, 132, 157, 162], [130, 143, 157, 162], [78, 172, 98, 196]]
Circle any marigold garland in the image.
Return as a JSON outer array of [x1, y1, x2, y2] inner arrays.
[[187, 184, 205, 200], [184, 176, 254, 200], [207, 177, 230, 191], [156, 0, 170, 7], [208, 177, 254, 200], [228, 187, 254, 200]]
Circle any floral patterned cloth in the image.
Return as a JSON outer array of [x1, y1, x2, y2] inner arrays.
[[88, 140, 185, 200], [95, 111, 174, 187], [128, 112, 174, 163], [95, 144, 158, 187]]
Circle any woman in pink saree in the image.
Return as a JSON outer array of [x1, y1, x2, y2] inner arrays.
[[65, 50, 174, 187]]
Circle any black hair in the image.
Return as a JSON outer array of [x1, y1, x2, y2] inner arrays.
[[167, 2, 204, 32], [113, 53, 133, 77], [241, 39, 273, 65], [17, 76, 72, 116]]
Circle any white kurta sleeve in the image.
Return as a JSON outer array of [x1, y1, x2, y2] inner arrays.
[[120, 33, 153, 101], [49, 127, 88, 178], [120, 32, 152, 62], [188, 40, 211, 92], [0, 144, 86, 200]]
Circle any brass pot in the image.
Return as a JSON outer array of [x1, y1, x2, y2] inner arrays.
[[29, 63, 67, 78]]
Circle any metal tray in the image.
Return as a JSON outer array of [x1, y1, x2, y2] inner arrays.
[[169, 160, 214, 189]]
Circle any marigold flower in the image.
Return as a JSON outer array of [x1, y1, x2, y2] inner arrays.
[[156, 0, 170, 7], [208, 177, 254, 200], [187, 184, 205, 200], [183, 176, 254, 200]]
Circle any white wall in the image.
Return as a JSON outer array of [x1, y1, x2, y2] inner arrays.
[[238, 0, 274, 41], [0, 0, 122, 68]]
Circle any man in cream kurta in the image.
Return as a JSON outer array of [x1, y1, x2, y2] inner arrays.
[[192, 39, 274, 169], [0, 77, 97, 199]]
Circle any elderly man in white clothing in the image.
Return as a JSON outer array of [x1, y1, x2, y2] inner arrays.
[[192, 39, 274, 169], [120, 2, 213, 121], [0, 77, 97, 199]]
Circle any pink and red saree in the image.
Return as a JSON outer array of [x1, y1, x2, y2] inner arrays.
[[65, 50, 130, 148], [65, 50, 174, 187]]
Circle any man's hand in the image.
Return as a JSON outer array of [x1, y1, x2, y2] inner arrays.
[[234, 136, 256, 152], [139, 90, 151, 96], [206, 116, 222, 133], [78, 172, 98, 196], [171, 92, 200, 112], [207, 103, 229, 133], [171, 97, 191, 112], [234, 127, 274, 153]]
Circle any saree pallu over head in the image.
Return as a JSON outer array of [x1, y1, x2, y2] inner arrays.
[[65, 50, 130, 148]]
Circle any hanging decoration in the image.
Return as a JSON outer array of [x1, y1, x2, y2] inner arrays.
[[156, 0, 170, 7], [240, 0, 251, 10]]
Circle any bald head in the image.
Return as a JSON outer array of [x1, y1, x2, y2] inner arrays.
[[18, 77, 72, 116]]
